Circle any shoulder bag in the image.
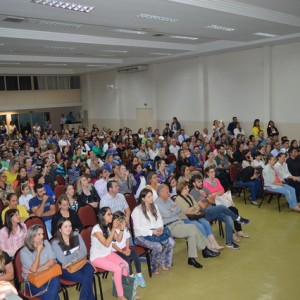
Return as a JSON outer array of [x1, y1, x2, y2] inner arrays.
[[180, 195, 205, 220], [66, 256, 89, 273]]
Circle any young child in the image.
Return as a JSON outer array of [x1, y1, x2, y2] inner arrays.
[[112, 211, 146, 288], [18, 183, 34, 211]]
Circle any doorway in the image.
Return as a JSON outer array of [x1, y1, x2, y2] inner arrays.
[[136, 108, 154, 132]]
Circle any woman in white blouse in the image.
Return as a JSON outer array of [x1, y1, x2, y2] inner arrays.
[[131, 188, 175, 275], [233, 122, 245, 139]]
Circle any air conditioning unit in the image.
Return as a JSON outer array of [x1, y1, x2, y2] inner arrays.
[[117, 65, 148, 73]]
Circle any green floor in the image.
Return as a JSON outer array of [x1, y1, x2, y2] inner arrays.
[[67, 196, 300, 300]]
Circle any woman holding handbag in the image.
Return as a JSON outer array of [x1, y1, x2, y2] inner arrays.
[[90, 207, 129, 300], [131, 188, 175, 275], [51, 218, 95, 300], [203, 166, 249, 241], [20, 225, 61, 299], [175, 182, 224, 252]]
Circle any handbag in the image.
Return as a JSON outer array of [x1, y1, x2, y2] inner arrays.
[[215, 190, 234, 208], [112, 264, 137, 300], [143, 226, 171, 243], [27, 264, 62, 288], [180, 195, 205, 220], [66, 256, 89, 273]]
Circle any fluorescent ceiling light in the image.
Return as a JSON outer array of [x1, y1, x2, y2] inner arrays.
[[39, 21, 82, 28], [0, 62, 20, 65], [136, 13, 178, 23], [205, 25, 235, 31], [114, 29, 147, 35], [101, 50, 128, 53], [86, 64, 107, 67], [42, 46, 75, 50], [31, 0, 94, 13], [253, 32, 278, 38], [44, 63, 67, 66], [170, 35, 198, 40], [150, 52, 172, 56]]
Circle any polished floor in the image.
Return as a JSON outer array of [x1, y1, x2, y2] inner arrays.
[[67, 195, 300, 300]]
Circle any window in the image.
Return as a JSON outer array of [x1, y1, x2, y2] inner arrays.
[[46, 76, 58, 90], [70, 76, 80, 89], [33, 76, 46, 90], [19, 76, 32, 90], [6, 76, 18, 90], [58, 76, 70, 89], [0, 77, 5, 90]]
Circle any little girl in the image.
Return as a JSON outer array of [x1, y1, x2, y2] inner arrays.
[[18, 184, 34, 211], [112, 211, 146, 288]]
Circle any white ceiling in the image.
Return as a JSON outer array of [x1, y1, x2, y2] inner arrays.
[[0, 0, 300, 74]]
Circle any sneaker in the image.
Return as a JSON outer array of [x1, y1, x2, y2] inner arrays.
[[237, 217, 250, 225], [134, 274, 146, 288], [226, 242, 240, 250], [250, 201, 259, 206]]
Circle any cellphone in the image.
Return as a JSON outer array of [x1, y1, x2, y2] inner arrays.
[[118, 216, 125, 223]]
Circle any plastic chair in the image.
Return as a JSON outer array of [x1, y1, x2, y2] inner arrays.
[[80, 226, 105, 300], [229, 164, 247, 204], [124, 193, 137, 212], [78, 205, 97, 227], [54, 185, 65, 198], [25, 216, 49, 240]]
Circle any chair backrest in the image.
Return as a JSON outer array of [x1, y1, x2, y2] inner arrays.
[[124, 193, 137, 213], [229, 164, 240, 182], [80, 225, 93, 256], [24, 216, 49, 240], [14, 247, 24, 289], [78, 205, 97, 227], [56, 175, 66, 186], [54, 185, 65, 198]]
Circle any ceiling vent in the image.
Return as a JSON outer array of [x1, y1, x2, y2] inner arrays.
[[152, 33, 165, 37], [117, 65, 148, 73], [4, 16, 25, 23]]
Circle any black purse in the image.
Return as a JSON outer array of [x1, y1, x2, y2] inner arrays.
[[181, 195, 205, 220]]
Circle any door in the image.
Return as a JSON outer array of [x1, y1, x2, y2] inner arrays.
[[136, 108, 154, 132]]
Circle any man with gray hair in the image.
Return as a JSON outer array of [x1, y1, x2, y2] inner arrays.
[[155, 184, 220, 269]]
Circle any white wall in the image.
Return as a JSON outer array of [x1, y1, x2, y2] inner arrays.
[[81, 41, 300, 139]]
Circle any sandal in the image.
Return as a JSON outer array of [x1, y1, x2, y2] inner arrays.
[[153, 269, 159, 275], [160, 265, 170, 271], [237, 231, 249, 238]]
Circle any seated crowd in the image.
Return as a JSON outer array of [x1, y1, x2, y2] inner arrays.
[[1, 115, 300, 299]]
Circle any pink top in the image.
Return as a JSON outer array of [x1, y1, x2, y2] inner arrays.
[[203, 178, 225, 194]]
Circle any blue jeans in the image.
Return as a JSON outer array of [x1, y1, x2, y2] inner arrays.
[[27, 276, 60, 300], [44, 219, 52, 239], [236, 178, 261, 201], [204, 205, 238, 244], [183, 218, 212, 238], [117, 248, 141, 274], [265, 184, 297, 208], [61, 263, 95, 300]]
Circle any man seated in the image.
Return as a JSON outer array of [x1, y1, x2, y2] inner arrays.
[[100, 180, 131, 225], [29, 183, 56, 239], [155, 184, 219, 269]]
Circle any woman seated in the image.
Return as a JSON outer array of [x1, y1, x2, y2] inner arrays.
[[90, 207, 129, 300], [64, 184, 79, 212], [177, 165, 191, 186], [0, 249, 14, 281], [12, 166, 35, 196], [20, 225, 60, 300], [263, 156, 300, 212], [0, 208, 27, 257], [51, 195, 83, 236], [51, 218, 95, 300], [176, 149, 191, 173], [145, 172, 159, 201], [156, 160, 170, 184], [112, 211, 146, 287], [76, 174, 100, 212], [203, 166, 250, 241], [175, 182, 223, 252], [4, 159, 20, 186], [116, 165, 137, 195], [131, 188, 175, 275], [132, 164, 147, 198]]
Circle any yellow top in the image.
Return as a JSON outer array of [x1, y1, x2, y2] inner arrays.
[[4, 170, 18, 186], [1, 205, 29, 224], [252, 126, 264, 138]]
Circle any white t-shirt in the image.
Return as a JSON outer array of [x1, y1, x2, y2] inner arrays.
[[113, 228, 131, 250], [19, 194, 33, 211], [90, 224, 112, 262]]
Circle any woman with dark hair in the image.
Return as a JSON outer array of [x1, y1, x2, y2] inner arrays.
[[51, 195, 83, 236], [145, 172, 159, 200], [12, 167, 34, 195], [132, 164, 147, 198], [252, 119, 264, 138], [131, 188, 175, 274], [90, 207, 129, 300], [20, 225, 60, 299], [176, 149, 191, 173], [62, 145, 72, 160], [203, 166, 250, 240], [0, 208, 27, 257], [156, 159, 170, 184], [177, 165, 191, 185], [51, 218, 95, 300], [290, 140, 299, 150], [267, 120, 279, 138]]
